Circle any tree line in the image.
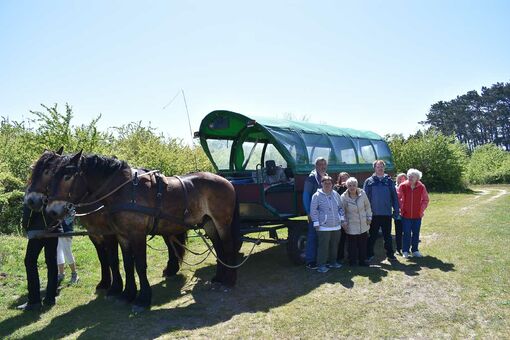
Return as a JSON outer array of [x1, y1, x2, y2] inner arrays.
[[423, 82, 510, 151]]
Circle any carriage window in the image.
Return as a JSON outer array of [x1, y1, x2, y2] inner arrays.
[[206, 139, 233, 170], [330, 136, 356, 164], [353, 139, 376, 163], [242, 141, 265, 170], [371, 140, 392, 161], [264, 144, 287, 168], [265, 128, 307, 164], [301, 133, 333, 164]]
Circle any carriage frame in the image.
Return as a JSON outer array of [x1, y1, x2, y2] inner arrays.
[[196, 110, 395, 264]]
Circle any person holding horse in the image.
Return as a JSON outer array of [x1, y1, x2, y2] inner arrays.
[[303, 157, 328, 269], [17, 203, 62, 311]]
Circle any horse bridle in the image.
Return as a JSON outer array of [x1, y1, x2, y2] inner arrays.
[[49, 164, 158, 210], [48, 164, 91, 207]]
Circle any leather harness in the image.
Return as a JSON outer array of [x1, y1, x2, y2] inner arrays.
[[107, 171, 193, 239]]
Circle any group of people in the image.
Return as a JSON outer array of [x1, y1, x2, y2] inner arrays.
[[17, 206, 79, 311], [303, 157, 429, 273]]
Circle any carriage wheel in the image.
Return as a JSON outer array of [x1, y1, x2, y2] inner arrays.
[[286, 222, 307, 265]]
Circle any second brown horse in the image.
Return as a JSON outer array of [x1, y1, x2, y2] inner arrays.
[[46, 151, 240, 311]]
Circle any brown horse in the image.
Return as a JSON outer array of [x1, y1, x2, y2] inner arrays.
[[25, 149, 123, 295], [46, 151, 240, 311], [25, 150, 186, 298]]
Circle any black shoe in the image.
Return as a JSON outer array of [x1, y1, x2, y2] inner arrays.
[[306, 262, 318, 270], [16, 302, 42, 311], [387, 254, 397, 261]]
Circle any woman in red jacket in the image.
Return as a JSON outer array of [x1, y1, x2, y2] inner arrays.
[[397, 169, 429, 258]]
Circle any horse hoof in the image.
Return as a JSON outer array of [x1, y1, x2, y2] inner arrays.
[[131, 304, 148, 314], [95, 282, 111, 291], [209, 281, 223, 291], [162, 266, 179, 278]]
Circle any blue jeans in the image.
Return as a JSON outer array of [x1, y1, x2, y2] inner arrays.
[[305, 220, 318, 264], [402, 218, 422, 253]]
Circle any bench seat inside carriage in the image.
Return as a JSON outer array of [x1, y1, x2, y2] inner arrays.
[[224, 160, 296, 221]]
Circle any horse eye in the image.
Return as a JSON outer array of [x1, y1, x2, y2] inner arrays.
[[44, 169, 50, 175], [64, 174, 73, 181]]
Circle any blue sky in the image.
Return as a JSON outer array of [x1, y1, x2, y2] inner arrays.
[[1, 1, 509, 143]]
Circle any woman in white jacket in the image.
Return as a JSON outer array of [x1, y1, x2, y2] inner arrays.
[[310, 176, 345, 273], [341, 177, 372, 266]]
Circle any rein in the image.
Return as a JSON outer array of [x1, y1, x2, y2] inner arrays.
[[73, 169, 159, 208]]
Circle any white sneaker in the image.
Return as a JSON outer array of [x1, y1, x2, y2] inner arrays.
[[402, 252, 409, 258], [412, 251, 423, 258]]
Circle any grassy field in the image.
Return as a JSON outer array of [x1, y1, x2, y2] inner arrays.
[[0, 185, 509, 339]]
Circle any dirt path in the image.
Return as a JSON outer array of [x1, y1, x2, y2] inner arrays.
[[461, 187, 509, 212]]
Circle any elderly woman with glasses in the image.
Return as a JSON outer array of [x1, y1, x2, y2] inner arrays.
[[310, 175, 346, 273]]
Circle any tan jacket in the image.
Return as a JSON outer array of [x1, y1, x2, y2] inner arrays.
[[340, 189, 372, 235]]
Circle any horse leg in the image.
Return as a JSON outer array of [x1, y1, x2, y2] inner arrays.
[[162, 233, 186, 277], [203, 221, 226, 284], [119, 242, 137, 303], [89, 236, 111, 291], [132, 235, 152, 310], [210, 218, 238, 287], [104, 235, 123, 297]]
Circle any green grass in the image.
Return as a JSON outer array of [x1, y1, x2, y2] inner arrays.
[[1, 185, 509, 338]]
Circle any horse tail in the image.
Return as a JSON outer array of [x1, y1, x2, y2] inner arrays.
[[231, 194, 241, 254]]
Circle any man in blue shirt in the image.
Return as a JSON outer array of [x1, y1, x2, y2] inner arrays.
[[303, 157, 328, 269], [363, 160, 400, 261]]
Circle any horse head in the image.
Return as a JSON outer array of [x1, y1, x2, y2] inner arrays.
[[24, 146, 64, 211], [46, 150, 87, 219]]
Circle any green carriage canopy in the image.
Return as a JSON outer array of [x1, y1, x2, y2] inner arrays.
[[197, 110, 394, 174]]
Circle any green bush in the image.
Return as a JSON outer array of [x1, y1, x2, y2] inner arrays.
[[0, 169, 25, 234], [467, 144, 510, 184], [0, 104, 215, 234], [387, 131, 469, 192]]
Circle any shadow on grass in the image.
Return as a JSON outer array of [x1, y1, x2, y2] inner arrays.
[[376, 254, 455, 277], [0, 242, 455, 339]]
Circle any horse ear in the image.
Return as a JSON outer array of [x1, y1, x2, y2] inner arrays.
[[56, 146, 64, 155], [70, 150, 83, 164]]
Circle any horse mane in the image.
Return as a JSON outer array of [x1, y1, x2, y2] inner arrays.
[[81, 154, 129, 178], [28, 151, 60, 185]]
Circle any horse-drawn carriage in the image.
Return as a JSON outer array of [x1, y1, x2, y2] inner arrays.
[[24, 110, 394, 312], [196, 110, 395, 264]]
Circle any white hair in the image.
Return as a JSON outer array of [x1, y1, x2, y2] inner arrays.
[[315, 157, 327, 165], [407, 168, 422, 180], [345, 177, 358, 187]]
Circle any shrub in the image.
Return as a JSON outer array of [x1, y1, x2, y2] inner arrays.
[[467, 144, 510, 184], [387, 131, 468, 192], [0, 169, 25, 234]]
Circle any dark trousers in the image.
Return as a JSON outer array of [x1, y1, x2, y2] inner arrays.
[[394, 218, 403, 251], [347, 232, 368, 265], [367, 215, 394, 258], [24, 237, 58, 304], [337, 229, 347, 261]]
